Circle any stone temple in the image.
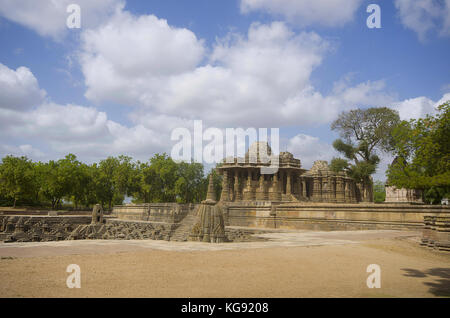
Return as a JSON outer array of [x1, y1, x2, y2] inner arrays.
[[1, 140, 448, 250], [217, 141, 371, 204]]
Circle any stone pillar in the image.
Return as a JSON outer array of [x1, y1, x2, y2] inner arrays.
[[347, 181, 352, 203], [263, 175, 269, 200], [286, 170, 292, 196], [322, 178, 329, 202], [269, 172, 282, 201], [256, 173, 265, 200], [330, 177, 337, 203], [234, 170, 242, 201], [312, 176, 321, 202], [302, 178, 307, 198], [336, 176, 344, 203], [206, 174, 216, 201], [220, 170, 229, 202], [243, 170, 254, 201]]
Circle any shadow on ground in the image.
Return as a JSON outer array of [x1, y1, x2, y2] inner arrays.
[[402, 268, 450, 297]]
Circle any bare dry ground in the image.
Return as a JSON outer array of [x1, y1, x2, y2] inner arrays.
[[0, 230, 449, 298]]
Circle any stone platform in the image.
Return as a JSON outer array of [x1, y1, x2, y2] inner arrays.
[[222, 202, 449, 231], [113, 202, 450, 232]]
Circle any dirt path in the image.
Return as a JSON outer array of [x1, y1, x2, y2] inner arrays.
[[0, 231, 449, 298]]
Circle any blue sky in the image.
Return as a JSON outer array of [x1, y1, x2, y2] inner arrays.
[[0, 0, 449, 181]]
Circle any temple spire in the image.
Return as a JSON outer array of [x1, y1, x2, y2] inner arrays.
[[206, 173, 216, 201]]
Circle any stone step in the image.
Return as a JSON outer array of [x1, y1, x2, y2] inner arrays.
[[169, 214, 198, 241]]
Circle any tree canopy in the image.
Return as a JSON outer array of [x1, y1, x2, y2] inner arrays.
[[0, 153, 221, 209], [387, 101, 450, 203], [330, 107, 400, 184]]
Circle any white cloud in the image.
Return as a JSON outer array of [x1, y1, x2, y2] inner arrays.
[[0, 102, 169, 161], [79, 14, 393, 128], [373, 152, 394, 182], [0, 63, 46, 110], [437, 92, 450, 106], [80, 9, 205, 105], [0, 144, 45, 159], [0, 62, 178, 162], [287, 133, 338, 169], [394, 0, 450, 41], [240, 0, 362, 27], [0, 0, 124, 40], [391, 93, 450, 120]]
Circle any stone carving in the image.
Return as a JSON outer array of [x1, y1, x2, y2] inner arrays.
[[68, 220, 172, 241], [189, 200, 226, 243], [0, 216, 85, 242], [189, 176, 226, 243], [0, 215, 174, 243], [91, 203, 104, 224], [217, 142, 364, 203], [218, 142, 302, 202]]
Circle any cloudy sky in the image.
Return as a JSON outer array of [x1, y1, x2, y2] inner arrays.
[[0, 0, 449, 181]]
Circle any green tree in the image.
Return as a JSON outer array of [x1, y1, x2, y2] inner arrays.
[[387, 101, 450, 203], [95, 157, 120, 210], [142, 153, 179, 203], [37, 154, 83, 209], [0, 156, 37, 207], [330, 107, 400, 201], [175, 161, 205, 203]]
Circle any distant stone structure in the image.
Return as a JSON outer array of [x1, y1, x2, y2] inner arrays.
[[385, 185, 423, 204], [385, 157, 423, 204], [216, 142, 368, 203]]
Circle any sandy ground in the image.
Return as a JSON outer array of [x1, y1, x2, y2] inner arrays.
[[0, 230, 449, 298]]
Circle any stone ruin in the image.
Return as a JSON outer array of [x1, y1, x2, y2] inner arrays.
[[0, 204, 174, 243], [421, 214, 450, 251], [189, 200, 226, 243], [68, 220, 172, 241], [0, 215, 85, 242], [189, 174, 227, 243], [385, 185, 423, 204], [67, 203, 172, 241]]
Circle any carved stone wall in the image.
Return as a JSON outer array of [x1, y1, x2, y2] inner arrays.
[[385, 186, 423, 203], [422, 214, 450, 251], [112, 203, 197, 222], [0, 215, 92, 242]]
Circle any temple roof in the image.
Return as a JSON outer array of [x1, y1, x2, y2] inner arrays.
[[304, 160, 348, 178], [217, 141, 303, 171]]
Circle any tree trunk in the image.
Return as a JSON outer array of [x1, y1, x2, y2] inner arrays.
[[13, 197, 17, 208]]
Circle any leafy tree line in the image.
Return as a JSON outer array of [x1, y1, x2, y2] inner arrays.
[[1, 103, 447, 207], [387, 101, 450, 204], [330, 101, 449, 204], [0, 153, 222, 210]]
